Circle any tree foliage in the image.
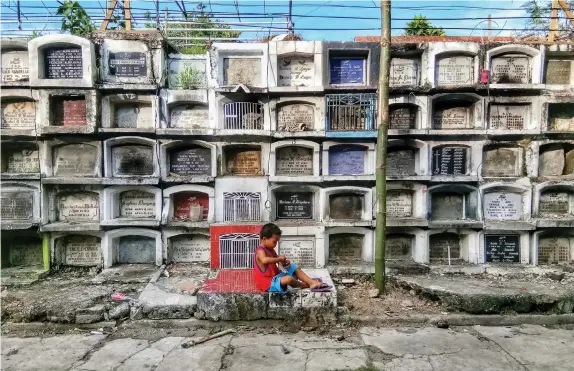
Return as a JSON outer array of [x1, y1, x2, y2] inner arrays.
[[57, 0, 96, 36], [521, 0, 574, 39], [404, 15, 446, 36]]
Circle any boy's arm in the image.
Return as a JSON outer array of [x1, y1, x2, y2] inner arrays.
[[256, 249, 285, 265]]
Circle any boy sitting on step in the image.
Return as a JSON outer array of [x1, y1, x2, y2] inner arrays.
[[253, 223, 330, 293]]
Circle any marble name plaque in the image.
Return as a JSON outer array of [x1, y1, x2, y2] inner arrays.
[[433, 106, 469, 129], [431, 193, 463, 220], [432, 147, 467, 175], [1, 50, 29, 82], [485, 235, 520, 263], [329, 193, 363, 220], [279, 239, 315, 267], [44, 47, 83, 79], [277, 104, 314, 131], [54, 144, 98, 176], [436, 56, 473, 85], [118, 235, 155, 264], [109, 52, 147, 77], [64, 236, 101, 266], [276, 192, 313, 219], [112, 145, 154, 176], [1, 191, 33, 220], [489, 105, 526, 130], [330, 58, 365, 85], [58, 192, 99, 222], [388, 149, 416, 176], [227, 149, 261, 175], [173, 192, 209, 221], [5, 149, 40, 173], [52, 98, 86, 126], [1, 101, 35, 129], [483, 148, 519, 177], [430, 233, 461, 261], [387, 191, 412, 218], [387, 235, 412, 259], [170, 147, 211, 175], [119, 191, 156, 218], [390, 106, 416, 129], [278, 57, 314, 87], [114, 103, 152, 128], [170, 105, 209, 128], [538, 237, 570, 264], [223, 58, 261, 86], [484, 192, 521, 220], [6, 239, 43, 267], [491, 55, 530, 84], [328, 146, 365, 175], [276, 146, 313, 175], [546, 60, 571, 85], [539, 192, 570, 216], [390, 58, 418, 86], [171, 234, 210, 262], [329, 233, 363, 263]]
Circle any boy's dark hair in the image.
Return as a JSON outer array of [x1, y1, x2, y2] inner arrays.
[[260, 223, 282, 238]]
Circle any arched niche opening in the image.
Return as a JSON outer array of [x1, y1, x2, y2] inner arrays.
[[169, 102, 209, 129], [271, 185, 319, 222], [53, 234, 102, 266], [327, 144, 369, 175], [434, 52, 476, 86], [386, 233, 414, 261], [276, 101, 315, 131], [428, 185, 478, 221], [539, 143, 574, 177], [431, 145, 471, 176], [55, 191, 100, 223], [167, 233, 210, 264], [223, 144, 262, 176], [1, 96, 36, 130], [220, 95, 264, 130], [389, 103, 419, 130], [482, 145, 523, 177], [431, 94, 482, 130], [1, 142, 39, 175], [52, 142, 99, 177]]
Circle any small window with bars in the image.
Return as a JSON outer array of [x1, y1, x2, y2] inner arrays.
[[326, 93, 377, 132], [219, 233, 260, 269], [223, 102, 263, 130], [223, 192, 261, 222]]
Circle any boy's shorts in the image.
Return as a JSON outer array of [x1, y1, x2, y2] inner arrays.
[[268, 264, 298, 294]]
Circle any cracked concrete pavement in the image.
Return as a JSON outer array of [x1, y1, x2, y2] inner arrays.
[[2, 325, 573, 371]]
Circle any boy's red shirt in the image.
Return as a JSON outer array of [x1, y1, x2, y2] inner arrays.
[[253, 246, 281, 291]]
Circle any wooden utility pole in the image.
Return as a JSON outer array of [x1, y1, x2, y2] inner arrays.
[[548, 0, 574, 42], [375, 0, 391, 293], [100, 0, 132, 31]]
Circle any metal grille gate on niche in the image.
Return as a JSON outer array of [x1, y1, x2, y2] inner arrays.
[[219, 233, 260, 269], [223, 192, 261, 222], [326, 93, 377, 132]]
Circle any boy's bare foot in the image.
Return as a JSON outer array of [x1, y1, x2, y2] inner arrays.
[[309, 280, 323, 289], [299, 281, 310, 289]]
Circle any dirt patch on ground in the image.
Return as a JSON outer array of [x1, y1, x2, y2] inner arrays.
[[1, 268, 145, 323], [335, 277, 442, 317]]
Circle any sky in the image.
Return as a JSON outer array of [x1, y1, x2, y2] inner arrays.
[[0, 0, 533, 40]]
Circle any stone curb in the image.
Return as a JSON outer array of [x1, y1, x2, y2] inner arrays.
[[349, 313, 574, 327]]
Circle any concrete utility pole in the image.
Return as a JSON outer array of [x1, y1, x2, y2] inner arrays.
[[375, 0, 391, 292]]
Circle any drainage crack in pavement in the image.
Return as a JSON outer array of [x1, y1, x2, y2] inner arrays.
[[68, 336, 110, 370], [148, 338, 189, 371], [217, 335, 234, 371], [475, 334, 531, 371], [111, 341, 152, 371]]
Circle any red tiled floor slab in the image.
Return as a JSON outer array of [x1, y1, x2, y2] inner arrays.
[[202, 270, 261, 293]]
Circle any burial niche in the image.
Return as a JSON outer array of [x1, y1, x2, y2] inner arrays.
[[483, 192, 522, 221], [329, 55, 366, 85], [50, 96, 86, 126], [538, 143, 574, 177], [169, 146, 212, 176], [112, 145, 154, 176], [57, 192, 99, 222], [326, 93, 376, 131], [482, 146, 521, 177], [1, 48, 29, 83], [328, 233, 364, 264], [538, 237, 571, 264], [432, 146, 468, 175], [169, 234, 210, 263], [278, 56, 314, 87], [387, 148, 416, 176], [61, 235, 101, 266], [279, 238, 315, 267], [329, 193, 363, 220], [489, 104, 528, 130], [1, 190, 34, 221], [435, 54, 474, 86], [386, 234, 413, 260], [113, 102, 152, 128], [118, 235, 156, 264], [545, 60, 572, 85], [53, 143, 98, 176], [1, 99, 35, 129], [172, 192, 209, 222], [275, 192, 313, 220], [1, 237, 43, 269], [223, 57, 261, 86], [277, 103, 314, 131], [223, 192, 261, 222], [429, 233, 461, 264], [223, 101, 263, 130], [1, 146, 40, 174], [390, 57, 420, 86], [490, 53, 531, 84], [387, 191, 413, 218], [548, 103, 574, 131], [219, 233, 260, 269], [43, 46, 83, 79], [539, 190, 572, 217], [276, 146, 314, 176], [389, 104, 417, 130], [118, 191, 156, 219], [432, 98, 475, 129], [170, 104, 209, 129], [328, 145, 366, 175], [431, 192, 464, 220], [225, 146, 261, 175], [485, 235, 520, 263]]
